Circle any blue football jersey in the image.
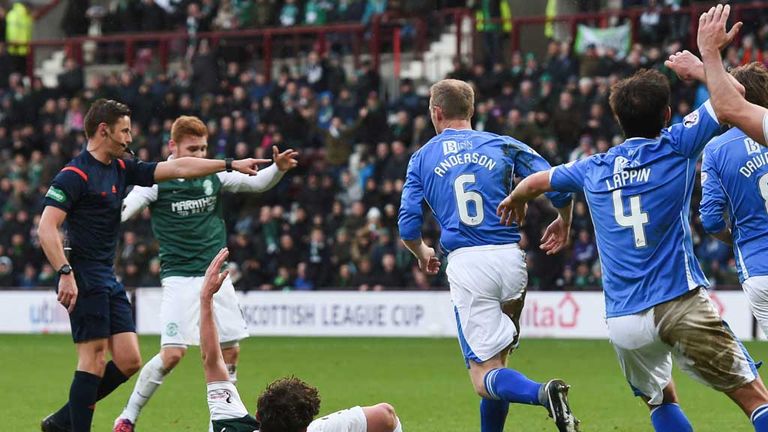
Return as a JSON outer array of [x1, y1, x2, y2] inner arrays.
[[550, 102, 722, 317], [700, 127, 768, 282], [398, 128, 571, 254]]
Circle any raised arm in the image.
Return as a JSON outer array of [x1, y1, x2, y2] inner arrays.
[[200, 248, 232, 383], [698, 5, 768, 145], [664, 49, 744, 95], [154, 157, 271, 182]]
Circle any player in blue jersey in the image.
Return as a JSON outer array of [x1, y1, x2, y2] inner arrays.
[[398, 79, 579, 432], [37, 99, 268, 432], [700, 62, 768, 336], [698, 4, 768, 149], [497, 63, 768, 431]]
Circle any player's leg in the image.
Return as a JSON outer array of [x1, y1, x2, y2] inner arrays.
[[115, 276, 196, 429], [743, 276, 768, 336], [213, 275, 249, 383], [42, 287, 112, 432], [221, 343, 240, 383], [645, 381, 692, 432], [726, 379, 768, 430], [606, 307, 691, 432], [663, 289, 765, 430]]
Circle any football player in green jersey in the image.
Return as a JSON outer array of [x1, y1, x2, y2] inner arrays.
[[114, 116, 298, 431], [202, 248, 403, 432]]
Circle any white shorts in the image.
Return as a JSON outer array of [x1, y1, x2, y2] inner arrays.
[[161, 275, 249, 347], [743, 275, 768, 336], [308, 406, 367, 432], [446, 244, 527, 367], [607, 288, 756, 405]]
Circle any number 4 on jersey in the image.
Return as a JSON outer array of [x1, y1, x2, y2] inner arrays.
[[612, 190, 649, 248]]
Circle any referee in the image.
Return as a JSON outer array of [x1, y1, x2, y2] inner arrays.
[[38, 99, 267, 432]]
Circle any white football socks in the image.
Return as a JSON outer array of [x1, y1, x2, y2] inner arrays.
[[120, 354, 168, 423], [226, 363, 237, 384]]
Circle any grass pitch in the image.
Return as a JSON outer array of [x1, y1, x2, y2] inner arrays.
[[1, 335, 763, 431]]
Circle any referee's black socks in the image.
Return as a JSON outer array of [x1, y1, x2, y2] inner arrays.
[[52, 361, 130, 428], [69, 371, 100, 432]]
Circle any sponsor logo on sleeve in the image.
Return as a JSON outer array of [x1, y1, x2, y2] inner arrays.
[[45, 187, 66, 203]]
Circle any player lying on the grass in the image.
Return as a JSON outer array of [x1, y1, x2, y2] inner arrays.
[[698, 4, 768, 147], [497, 60, 768, 431], [112, 115, 298, 432], [38, 100, 269, 432], [398, 78, 579, 432], [201, 248, 403, 432]]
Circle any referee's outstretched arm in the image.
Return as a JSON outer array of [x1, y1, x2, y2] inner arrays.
[[154, 156, 271, 182], [699, 4, 768, 146]]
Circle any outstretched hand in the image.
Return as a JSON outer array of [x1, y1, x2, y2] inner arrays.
[[202, 248, 229, 300], [540, 217, 570, 255], [497, 195, 528, 227], [273, 146, 299, 172], [665, 50, 703, 81], [232, 158, 272, 176], [697, 4, 743, 54]]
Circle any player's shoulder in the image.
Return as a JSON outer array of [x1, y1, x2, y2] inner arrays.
[[705, 127, 748, 156]]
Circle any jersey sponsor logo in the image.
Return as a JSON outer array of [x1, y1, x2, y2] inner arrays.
[[442, 139, 473, 155], [203, 179, 214, 196], [170, 196, 217, 216], [45, 186, 67, 203], [701, 171, 708, 185], [209, 388, 233, 403], [746, 137, 762, 155], [165, 322, 179, 337], [683, 110, 700, 128]]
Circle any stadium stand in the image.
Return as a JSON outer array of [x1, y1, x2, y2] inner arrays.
[[1, 0, 767, 291]]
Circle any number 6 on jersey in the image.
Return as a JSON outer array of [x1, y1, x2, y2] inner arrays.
[[454, 174, 484, 226], [613, 190, 649, 248]]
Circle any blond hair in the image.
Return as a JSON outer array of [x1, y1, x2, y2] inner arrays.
[[429, 79, 475, 120]]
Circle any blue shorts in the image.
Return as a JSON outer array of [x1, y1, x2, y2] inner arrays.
[[60, 263, 135, 343]]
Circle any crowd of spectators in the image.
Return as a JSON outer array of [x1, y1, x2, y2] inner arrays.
[[1, 2, 767, 291]]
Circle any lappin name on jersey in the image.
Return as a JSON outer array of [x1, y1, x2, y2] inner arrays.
[[605, 168, 651, 190]]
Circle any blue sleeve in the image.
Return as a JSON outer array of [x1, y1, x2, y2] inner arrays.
[[667, 100, 723, 159], [699, 145, 728, 234], [398, 153, 424, 241], [43, 168, 86, 213], [512, 142, 572, 208], [550, 158, 591, 193], [125, 159, 158, 187]]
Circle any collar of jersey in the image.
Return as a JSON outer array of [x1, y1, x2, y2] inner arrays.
[[84, 149, 114, 167], [621, 136, 655, 148]]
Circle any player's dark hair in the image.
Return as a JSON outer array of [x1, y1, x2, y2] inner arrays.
[[609, 69, 670, 139], [83, 99, 131, 139], [731, 62, 768, 109], [257, 377, 321, 432], [430, 79, 475, 120]]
